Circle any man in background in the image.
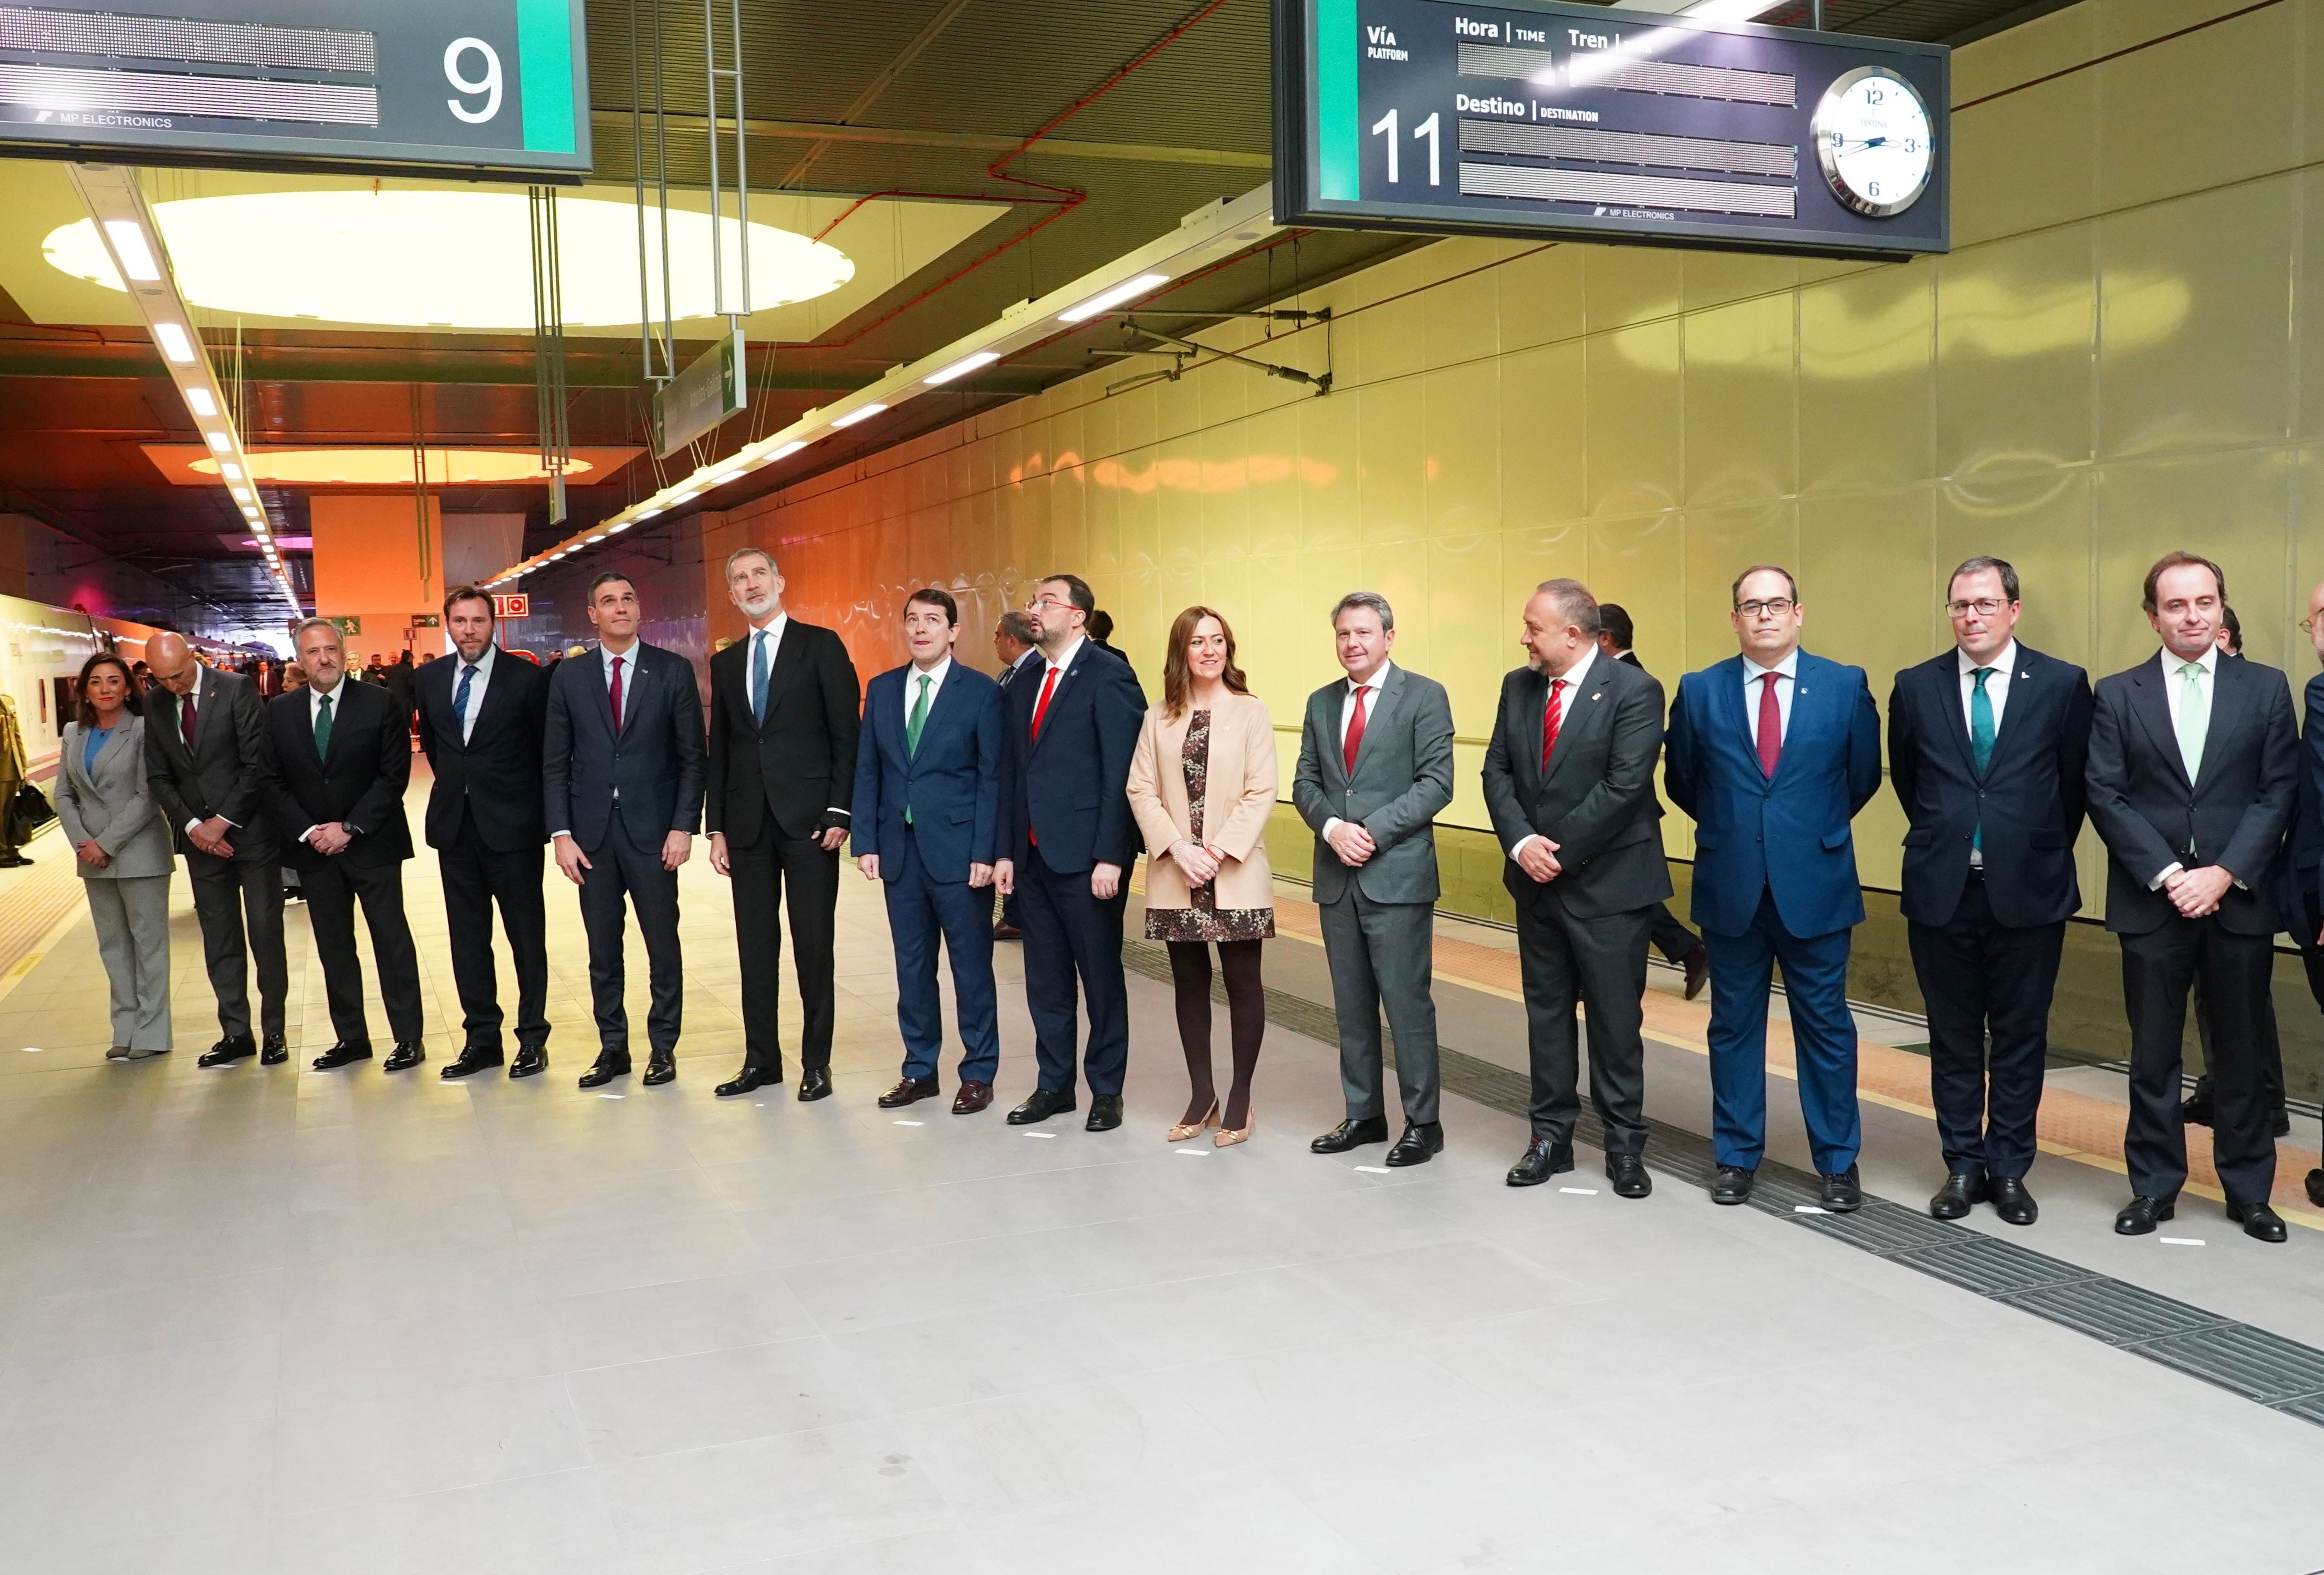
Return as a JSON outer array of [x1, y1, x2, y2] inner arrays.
[[990, 609, 1040, 941], [1596, 603, 1708, 1000]]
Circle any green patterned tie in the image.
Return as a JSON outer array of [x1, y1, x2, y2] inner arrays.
[[1969, 668, 1994, 854], [314, 691, 333, 758], [2175, 661, 2207, 782], [903, 671, 931, 824]]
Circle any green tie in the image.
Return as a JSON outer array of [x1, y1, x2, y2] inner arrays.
[[2175, 660, 2208, 782], [903, 672, 932, 824], [1969, 668, 1995, 854], [314, 691, 333, 758]]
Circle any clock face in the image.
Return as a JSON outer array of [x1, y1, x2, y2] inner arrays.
[[1812, 67, 1934, 219]]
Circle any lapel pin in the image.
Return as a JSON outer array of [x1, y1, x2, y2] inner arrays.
[[1591, 692, 1602, 702]]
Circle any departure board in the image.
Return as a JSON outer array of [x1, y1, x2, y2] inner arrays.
[[1274, 0, 1946, 258], [0, 1, 589, 180]]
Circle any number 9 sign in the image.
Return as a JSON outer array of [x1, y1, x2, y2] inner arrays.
[[444, 38, 504, 125]]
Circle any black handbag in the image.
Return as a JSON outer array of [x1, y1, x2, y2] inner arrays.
[[7, 780, 55, 845]]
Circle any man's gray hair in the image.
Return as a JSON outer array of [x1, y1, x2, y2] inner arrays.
[[1534, 578, 1603, 637], [291, 617, 343, 650], [1331, 590, 1394, 632], [996, 610, 1038, 645], [725, 545, 777, 577]]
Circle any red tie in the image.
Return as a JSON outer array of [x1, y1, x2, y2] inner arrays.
[[609, 656, 626, 732], [181, 689, 197, 748], [1029, 665, 1061, 741], [1540, 678, 1566, 772], [1756, 671, 1783, 779], [1342, 684, 1372, 774]]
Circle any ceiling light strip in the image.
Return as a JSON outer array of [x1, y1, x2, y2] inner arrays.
[[66, 163, 300, 618], [484, 181, 1284, 586]]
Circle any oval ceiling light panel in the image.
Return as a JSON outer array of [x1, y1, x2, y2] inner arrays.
[[42, 190, 856, 330]]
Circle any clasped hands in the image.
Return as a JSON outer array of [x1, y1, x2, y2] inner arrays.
[[2164, 864, 2233, 919], [1514, 836, 1562, 884], [1325, 820, 1376, 868], [190, 815, 235, 857]]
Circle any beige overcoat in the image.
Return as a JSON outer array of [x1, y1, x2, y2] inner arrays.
[[1126, 690, 1277, 913]]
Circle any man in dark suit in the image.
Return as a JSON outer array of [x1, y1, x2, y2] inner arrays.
[[143, 631, 289, 1067], [1888, 557, 2093, 1226], [853, 587, 1005, 1114], [1597, 603, 1707, 1001], [989, 610, 1040, 941], [1483, 581, 1669, 1195], [267, 618, 425, 1071], [705, 547, 860, 1100], [416, 586, 553, 1080], [1666, 565, 1882, 1211], [1296, 592, 1458, 1166], [994, 573, 1147, 1131], [2087, 552, 2296, 1242], [545, 572, 706, 1091]]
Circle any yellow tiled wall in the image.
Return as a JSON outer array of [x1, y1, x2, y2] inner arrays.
[[733, 0, 2324, 920]]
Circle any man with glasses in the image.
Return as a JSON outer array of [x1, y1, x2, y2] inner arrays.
[[1666, 566, 1882, 1210], [1887, 558, 2093, 1225], [2086, 552, 2296, 1242], [995, 574, 1147, 1130]]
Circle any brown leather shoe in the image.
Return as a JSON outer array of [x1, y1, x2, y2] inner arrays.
[[1682, 946, 1709, 1002], [879, 1075, 940, 1109], [952, 1080, 994, 1114], [992, 923, 1021, 941]]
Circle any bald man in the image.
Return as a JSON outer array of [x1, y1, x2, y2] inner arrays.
[[144, 633, 289, 1065]]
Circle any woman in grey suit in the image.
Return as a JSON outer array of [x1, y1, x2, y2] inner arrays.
[[60, 652, 176, 1061]]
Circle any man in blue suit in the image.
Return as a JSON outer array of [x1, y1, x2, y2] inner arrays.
[[1888, 557, 2092, 1226], [1666, 564, 1883, 1210], [994, 573, 1147, 1131], [852, 587, 1005, 1115]]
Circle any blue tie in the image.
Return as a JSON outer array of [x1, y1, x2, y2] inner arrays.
[[751, 631, 769, 723], [453, 663, 476, 735]]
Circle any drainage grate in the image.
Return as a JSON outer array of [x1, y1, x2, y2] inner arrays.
[[1122, 938, 2324, 1428]]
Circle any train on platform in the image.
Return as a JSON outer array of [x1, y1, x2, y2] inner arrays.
[[0, 591, 265, 778]]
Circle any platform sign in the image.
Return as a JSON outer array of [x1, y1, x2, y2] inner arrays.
[[0, 1, 590, 181], [491, 593, 529, 619], [1274, 0, 1946, 258]]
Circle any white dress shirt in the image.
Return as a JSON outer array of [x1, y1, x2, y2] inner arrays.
[[2151, 643, 2224, 888], [1322, 659, 1396, 840], [1508, 645, 1597, 862], [743, 612, 789, 710], [452, 642, 496, 745], [903, 656, 953, 726], [1743, 648, 1799, 751], [301, 675, 351, 845]]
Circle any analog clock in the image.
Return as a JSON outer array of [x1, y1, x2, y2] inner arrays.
[[1811, 66, 1934, 219]]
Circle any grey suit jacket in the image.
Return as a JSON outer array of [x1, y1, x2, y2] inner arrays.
[[1293, 664, 1456, 905], [143, 665, 278, 863], [60, 717, 175, 880]]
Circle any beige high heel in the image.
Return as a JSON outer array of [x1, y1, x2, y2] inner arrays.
[[1167, 1100, 1219, 1142], [1214, 1110, 1255, 1148]]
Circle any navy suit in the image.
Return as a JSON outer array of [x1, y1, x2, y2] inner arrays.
[[852, 660, 1004, 1083], [1888, 644, 2092, 1180], [999, 639, 1147, 1097], [1666, 650, 1882, 1174]]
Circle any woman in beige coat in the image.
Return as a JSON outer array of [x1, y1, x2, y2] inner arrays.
[[1127, 606, 1276, 1145]]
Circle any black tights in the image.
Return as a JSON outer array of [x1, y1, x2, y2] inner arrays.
[[1168, 939, 1265, 1130]]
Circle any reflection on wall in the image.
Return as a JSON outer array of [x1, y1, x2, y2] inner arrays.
[[504, 517, 711, 699]]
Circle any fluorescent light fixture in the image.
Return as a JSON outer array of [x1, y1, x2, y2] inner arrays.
[[1058, 272, 1170, 324], [221, 462, 243, 479], [608, 520, 634, 531], [632, 508, 660, 521], [153, 321, 195, 362], [924, 350, 1000, 386], [230, 486, 251, 501], [205, 431, 230, 452], [184, 386, 217, 418], [767, 440, 808, 461], [1674, 0, 1785, 18], [586, 534, 606, 543], [830, 403, 888, 429], [102, 220, 160, 282]]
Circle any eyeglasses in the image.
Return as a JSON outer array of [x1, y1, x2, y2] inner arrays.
[[1733, 598, 1796, 618], [1946, 598, 2012, 617], [1023, 594, 1073, 614]]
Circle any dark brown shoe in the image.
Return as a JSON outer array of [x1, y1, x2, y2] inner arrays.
[[992, 923, 1021, 941], [952, 1080, 994, 1114], [879, 1075, 940, 1109], [1682, 946, 1709, 1002]]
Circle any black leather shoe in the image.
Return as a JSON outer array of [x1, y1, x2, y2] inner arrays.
[[259, 1034, 288, 1065], [1929, 1170, 1987, 1220], [311, 1042, 372, 1071], [1607, 1152, 1652, 1198], [2227, 1199, 2288, 1243], [643, 1050, 677, 1086], [2308, 1169, 2324, 1209], [1682, 946, 1709, 1002], [1711, 1166, 1756, 1205], [442, 1047, 503, 1080], [2179, 1081, 2214, 1128], [1988, 1175, 2038, 1226], [2114, 1195, 2175, 1235], [796, 1066, 832, 1102], [382, 1041, 426, 1073], [1384, 1121, 1444, 1167], [2271, 1105, 2292, 1138], [716, 1066, 773, 1098], [1007, 1087, 1077, 1125], [198, 1035, 256, 1068], [1085, 1094, 1123, 1132], [1310, 1115, 1390, 1154], [879, 1076, 940, 1108], [509, 1046, 546, 1079], [1506, 1137, 1573, 1187], [1819, 1165, 1863, 1213], [578, 1054, 631, 1090]]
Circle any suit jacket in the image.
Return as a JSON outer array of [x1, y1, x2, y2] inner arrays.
[[1665, 650, 1883, 938], [265, 679, 414, 871], [1292, 664, 1456, 906], [2085, 651, 2297, 936], [1481, 657, 1672, 919], [1887, 644, 2093, 929], [143, 665, 278, 864], [707, 619, 861, 843], [414, 648, 549, 853], [2284, 670, 2324, 923], [60, 716, 174, 879], [850, 661, 1003, 882], [998, 640, 1147, 874], [544, 641, 706, 849], [1126, 691, 1278, 913]]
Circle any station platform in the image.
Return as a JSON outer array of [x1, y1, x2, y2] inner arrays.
[[1, 774, 2321, 1575]]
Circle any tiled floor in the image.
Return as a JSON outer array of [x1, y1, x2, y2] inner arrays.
[[3, 781, 2323, 1574]]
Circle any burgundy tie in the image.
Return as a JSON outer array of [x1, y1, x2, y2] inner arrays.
[[1540, 678, 1567, 772], [1756, 672, 1783, 780], [1342, 684, 1372, 775], [181, 689, 197, 748], [609, 656, 626, 732]]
